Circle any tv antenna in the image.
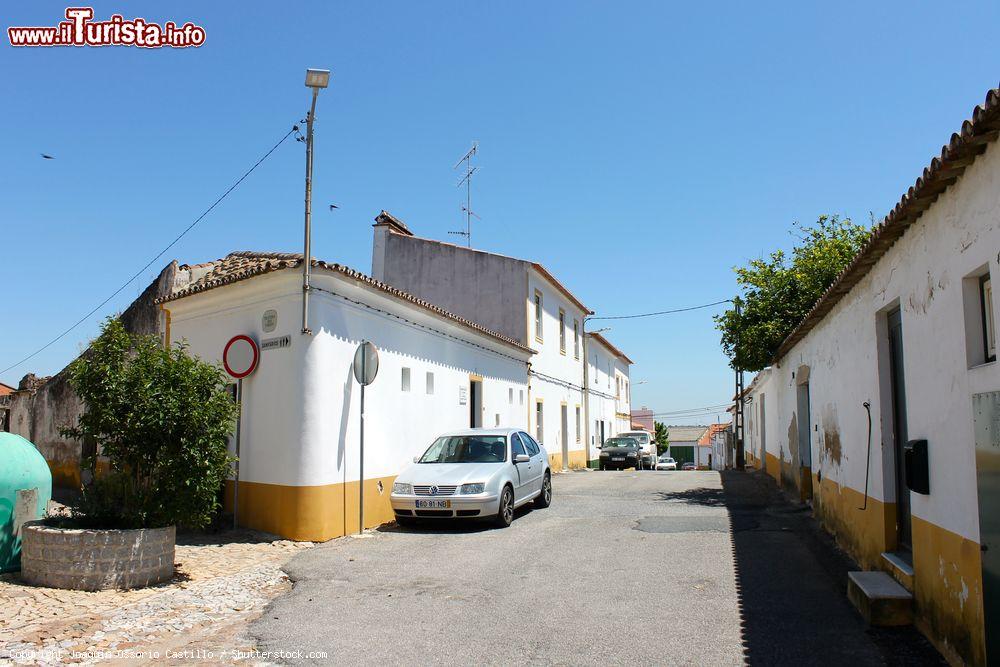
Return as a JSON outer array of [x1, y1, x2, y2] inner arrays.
[[448, 142, 480, 247]]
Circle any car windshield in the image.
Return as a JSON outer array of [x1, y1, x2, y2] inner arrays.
[[623, 433, 650, 444], [418, 435, 507, 463], [659, 456, 673, 462], [604, 438, 638, 449]]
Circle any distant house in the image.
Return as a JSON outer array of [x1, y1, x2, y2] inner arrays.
[[630, 407, 654, 433], [666, 425, 708, 467], [0, 381, 14, 432], [699, 423, 730, 470]]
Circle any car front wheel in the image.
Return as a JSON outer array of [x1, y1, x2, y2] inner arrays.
[[495, 485, 514, 527], [535, 471, 552, 508]]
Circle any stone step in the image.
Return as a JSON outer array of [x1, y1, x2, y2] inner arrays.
[[847, 571, 914, 626], [880, 551, 914, 591]]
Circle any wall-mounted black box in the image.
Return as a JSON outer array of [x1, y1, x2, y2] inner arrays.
[[904, 439, 930, 495]]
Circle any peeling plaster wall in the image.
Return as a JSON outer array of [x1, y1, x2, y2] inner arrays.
[[7, 262, 184, 490], [744, 141, 1000, 665]]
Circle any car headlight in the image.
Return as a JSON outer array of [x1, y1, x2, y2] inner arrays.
[[600, 451, 609, 457], [459, 483, 485, 494], [392, 482, 412, 495]]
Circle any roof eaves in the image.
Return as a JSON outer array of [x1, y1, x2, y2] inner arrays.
[[772, 86, 1000, 364]]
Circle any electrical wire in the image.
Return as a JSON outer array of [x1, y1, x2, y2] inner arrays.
[[587, 299, 732, 321], [1, 126, 298, 377]]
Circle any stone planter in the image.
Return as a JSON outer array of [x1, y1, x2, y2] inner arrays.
[[20, 522, 175, 591]]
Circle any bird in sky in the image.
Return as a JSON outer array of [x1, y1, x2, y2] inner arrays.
[[329, 204, 339, 211], [40, 153, 55, 160]]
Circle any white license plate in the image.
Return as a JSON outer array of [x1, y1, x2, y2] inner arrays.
[[612, 457, 625, 461], [415, 499, 451, 508]]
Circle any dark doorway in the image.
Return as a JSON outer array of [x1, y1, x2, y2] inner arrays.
[[469, 378, 482, 428], [887, 308, 912, 551], [796, 381, 813, 500]]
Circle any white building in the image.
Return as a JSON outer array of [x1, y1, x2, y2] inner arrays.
[[371, 212, 632, 470], [157, 251, 533, 541], [586, 332, 634, 464], [742, 87, 1000, 664]]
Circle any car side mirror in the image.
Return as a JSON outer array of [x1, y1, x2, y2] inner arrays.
[[514, 454, 530, 464], [412, 456, 420, 463]]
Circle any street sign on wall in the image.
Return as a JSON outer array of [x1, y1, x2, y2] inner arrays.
[[223, 335, 259, 379]]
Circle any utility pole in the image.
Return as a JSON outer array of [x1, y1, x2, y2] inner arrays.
[[734, 299, 746, 470], [301, 68, 330, 335]]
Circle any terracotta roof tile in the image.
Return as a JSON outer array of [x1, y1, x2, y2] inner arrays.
[[159, 251, 533, 354], [774, 85, 1000, 362]]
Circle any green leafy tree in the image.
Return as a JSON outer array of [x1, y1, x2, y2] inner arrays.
[[716, 215, 871, 372], [61, 318, 237, 529], [654, 421, 669, 455]]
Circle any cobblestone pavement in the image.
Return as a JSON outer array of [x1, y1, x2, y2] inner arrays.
[[0, 530, 313, 665]]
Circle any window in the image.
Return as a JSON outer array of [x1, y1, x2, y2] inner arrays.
[[511, 433, 526, 458], [519, 389, 524, 405], [616, 377, 621, 399], [534, 290, 543, 341], [495, 413, 501, 427], [573, 319, 580, 358], [559, 309, 566, 354], [983, 274, 996, 362], [401, 367, 411, 392], [575, 406, 581, 442], [426, 371, 434, 395], [535, 401, 544, 443], [509, 387, 514, 404], [521, 432, 541, 456]]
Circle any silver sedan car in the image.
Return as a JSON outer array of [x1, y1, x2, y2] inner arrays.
[[390, 428, 552, 527]]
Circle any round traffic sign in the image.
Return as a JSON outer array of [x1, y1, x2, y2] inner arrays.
[[353, 341, 379, 386], [223, 335, 259, 379]]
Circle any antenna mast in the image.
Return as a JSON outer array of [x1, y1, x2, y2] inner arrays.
[[449, 142, 480, 247]]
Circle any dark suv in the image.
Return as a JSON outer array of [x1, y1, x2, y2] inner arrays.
[[598, 437, 641, 470]]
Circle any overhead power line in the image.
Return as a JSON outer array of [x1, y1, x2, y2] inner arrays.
[[1, 126, 298, 378], [588, 299, 732, 322]]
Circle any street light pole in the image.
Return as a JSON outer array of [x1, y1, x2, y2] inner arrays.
[[301, 68, 330, 335]]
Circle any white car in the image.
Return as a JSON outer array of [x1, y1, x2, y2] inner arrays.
[[390, 428, 552, 528], [619, 430, 657, 469], [655, 455, 677, 471]]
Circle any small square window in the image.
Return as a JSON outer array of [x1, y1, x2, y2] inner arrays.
[[426, 371, 434, 395], [401, 367, 411, 392], [519, 389, 524, 405], [495, 413, 501, 427], [509, 387, 514, 404]]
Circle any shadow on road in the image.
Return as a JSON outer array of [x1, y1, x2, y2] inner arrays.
[[717, 470, 945, 667], [378, 505, 535, 535]]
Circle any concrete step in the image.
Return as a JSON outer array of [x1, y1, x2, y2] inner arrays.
[[880, 551, 914, 591], [847, 571, 913, 626]]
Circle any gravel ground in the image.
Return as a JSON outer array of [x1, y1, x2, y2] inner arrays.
[[0, 530, 313, 665], [252, 470, 744, 666]]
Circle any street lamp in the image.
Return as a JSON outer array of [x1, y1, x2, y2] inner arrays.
[[301, 68, 331, 335]]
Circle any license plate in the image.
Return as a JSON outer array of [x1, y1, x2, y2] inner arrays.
[[415, 499, 451, 508], [612, 457, 625, 461]]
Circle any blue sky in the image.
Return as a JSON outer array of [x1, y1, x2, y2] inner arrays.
[[2, 1, 998, 422]]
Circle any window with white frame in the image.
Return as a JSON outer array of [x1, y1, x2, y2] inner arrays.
[[536, 401, 544, 443], [573, 319, 580, 358], [575, 406, 581, 442], [509, 387, 514, 404], [534, 290, 543, 341], [559, 309, 566, 354], [401, 367, 411, 392], [519, 389, 524, 405], [426, 371, 434, 395]]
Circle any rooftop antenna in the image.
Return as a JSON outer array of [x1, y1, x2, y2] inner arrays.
[[448, 142, 479, 247]]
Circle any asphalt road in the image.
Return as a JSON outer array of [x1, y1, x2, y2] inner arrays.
[[252, 470, 744, 666], [250, 470, 945, 666]]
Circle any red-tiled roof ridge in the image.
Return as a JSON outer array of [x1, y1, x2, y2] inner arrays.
[[773, 85, 1000, 362], [698, 422, 729, 445], [157, 251, 534, 354]]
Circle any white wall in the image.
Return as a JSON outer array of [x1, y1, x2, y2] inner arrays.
[[526, 269, 587, 463], [751, 139, 1000, 544], [167, 270, 531, 489]]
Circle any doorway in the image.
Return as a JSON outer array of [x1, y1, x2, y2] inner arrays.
[[469, 378, 482, 428], [887, 307, 912, 551], [796, 380, 813, 500], [560, 404, 569, 469]]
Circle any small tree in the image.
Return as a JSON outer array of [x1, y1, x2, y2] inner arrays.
[[61, 318, 237, 529], [654, 421, 669, 455], [716, 215, 871, 372]]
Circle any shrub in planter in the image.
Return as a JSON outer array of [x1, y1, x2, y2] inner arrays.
[[21, 318, 238, 590]]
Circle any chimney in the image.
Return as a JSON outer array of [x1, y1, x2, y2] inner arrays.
[[371, 210, 413, 280]]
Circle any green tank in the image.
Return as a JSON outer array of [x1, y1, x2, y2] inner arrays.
[[0, 432, 52, 573]]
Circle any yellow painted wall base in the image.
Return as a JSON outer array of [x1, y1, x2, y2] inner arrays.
[[765, 452, 781, 483], [810, 474, 985, 666], [47, 460, 80, 489], [224, 475, 397, 542]]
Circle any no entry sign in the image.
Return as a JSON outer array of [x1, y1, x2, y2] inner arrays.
[[223, 335, 259, 379]]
